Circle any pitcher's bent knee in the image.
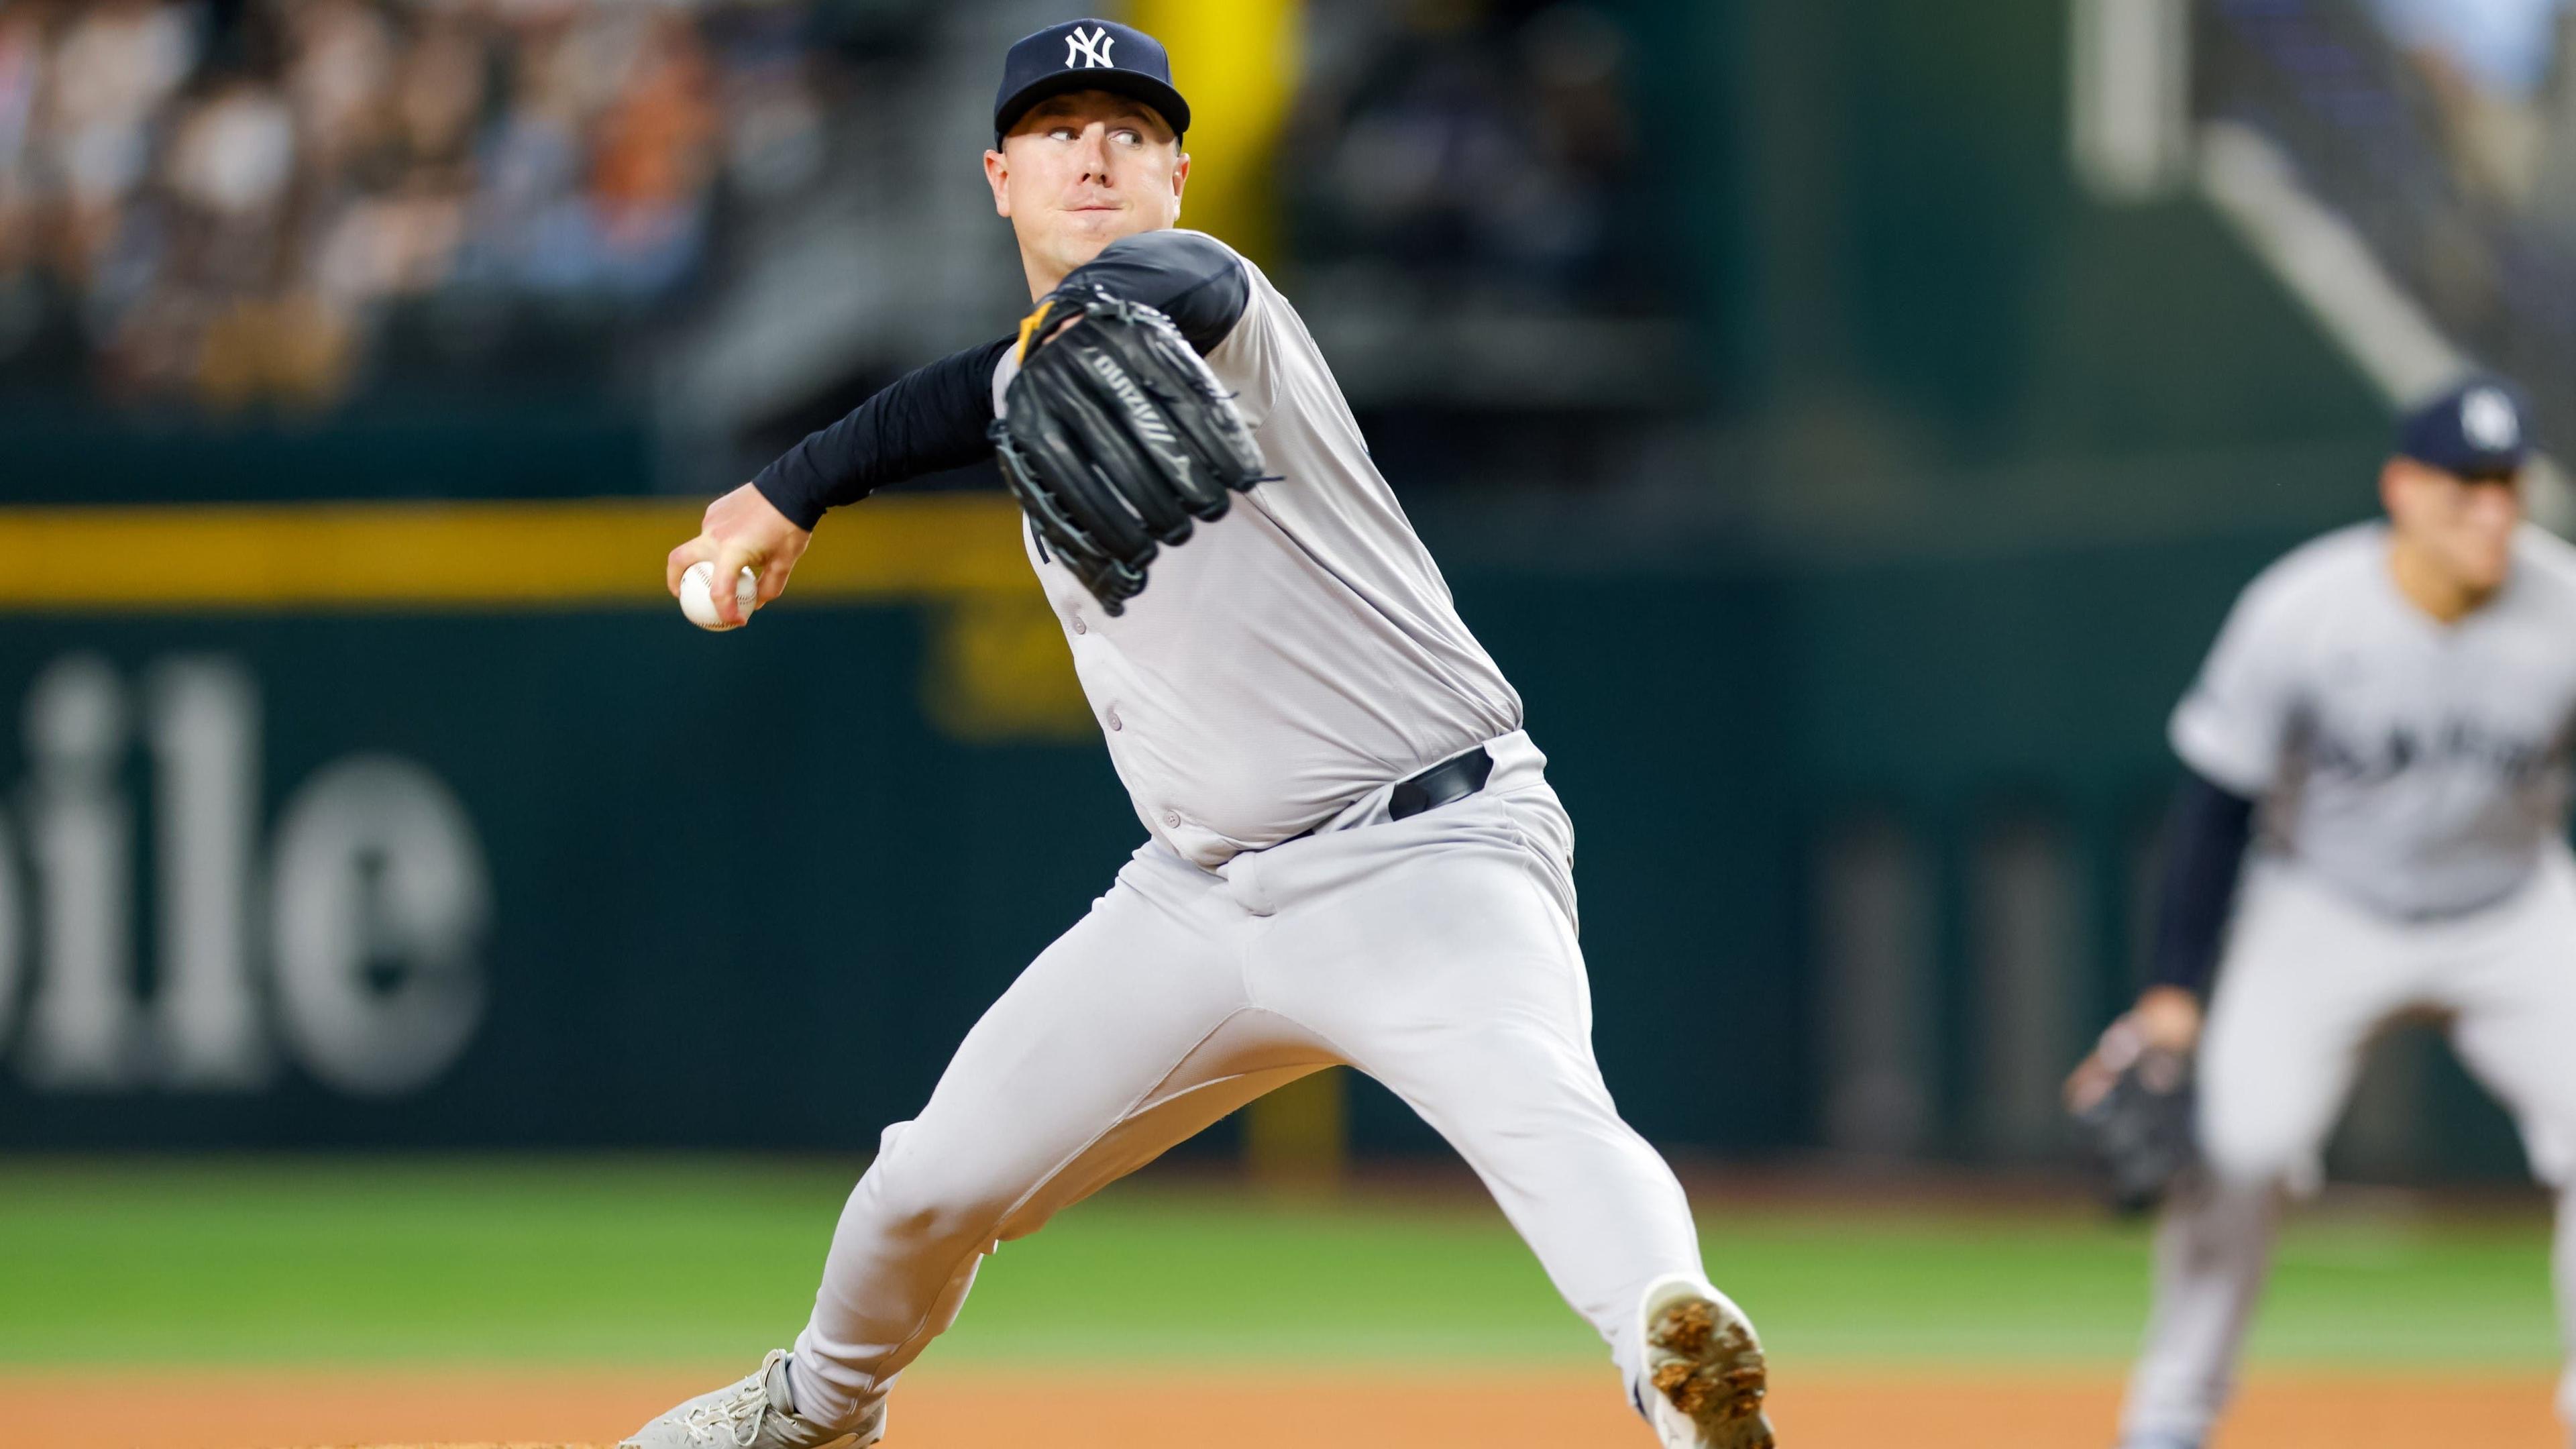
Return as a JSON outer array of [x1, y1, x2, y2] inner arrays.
[[846, 1140, 1018, 1259]]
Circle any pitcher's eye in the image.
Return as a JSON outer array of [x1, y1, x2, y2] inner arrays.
[[1048, 125, 1079, 141]]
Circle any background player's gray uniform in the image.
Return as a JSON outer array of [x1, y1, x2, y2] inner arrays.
[[785, 237, 1709, 1432], [2125, 522, 2576, 1445]]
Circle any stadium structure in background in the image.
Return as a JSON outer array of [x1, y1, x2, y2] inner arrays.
[[0, 0, 2562, 1188]]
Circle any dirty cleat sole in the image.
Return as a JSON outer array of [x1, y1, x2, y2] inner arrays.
[[1642, 1276, 1775, 1448]]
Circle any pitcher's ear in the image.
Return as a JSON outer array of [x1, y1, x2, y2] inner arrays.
[[984, 148, 1012, 217]]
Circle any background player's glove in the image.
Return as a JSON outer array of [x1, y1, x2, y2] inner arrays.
[[2068, 1021, 2199, 1214], [989, 282, 1269, 615]]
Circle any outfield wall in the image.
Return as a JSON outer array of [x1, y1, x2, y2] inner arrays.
[[0, 494, 2532, 1179], [0, 0, 2530, 1176]]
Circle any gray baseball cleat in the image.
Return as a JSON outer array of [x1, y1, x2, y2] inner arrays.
[[1637, 1274, 1775, 1448], [619, 1350, 884, 1449]]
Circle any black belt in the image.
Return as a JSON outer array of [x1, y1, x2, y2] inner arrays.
[[1390, 745, 1495, 820], [1283, 745, 1494, 846]]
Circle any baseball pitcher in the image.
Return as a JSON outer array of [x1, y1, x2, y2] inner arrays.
[[2066, 376, 2576, 1449], [623, 21, 1772, 1449]]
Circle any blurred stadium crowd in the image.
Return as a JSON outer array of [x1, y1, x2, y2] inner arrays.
[[1290, 1, 1648, 313], [0, 0, 1658, 416], [0, 0, 826, 407], [2371, 0, 2576, 220], [2204, 0, 2576, 465]]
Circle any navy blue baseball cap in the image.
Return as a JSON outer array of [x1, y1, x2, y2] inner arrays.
[[994, 19, 1190, 146], [2398, 374, 2534, 479]]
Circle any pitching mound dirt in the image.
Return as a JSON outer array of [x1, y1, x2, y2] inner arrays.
[[1, 1366, 2559, 1449]]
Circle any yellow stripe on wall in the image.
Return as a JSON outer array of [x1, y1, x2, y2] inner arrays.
[[1130, 0, 1304, 268], [0, 495, 1032, 610]]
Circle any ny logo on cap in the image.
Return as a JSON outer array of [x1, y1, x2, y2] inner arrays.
[[1066, 25, 1115, 69], [2463, 387, 2521, 451]]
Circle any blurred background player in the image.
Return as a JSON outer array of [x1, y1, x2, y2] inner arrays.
[[2068, 376, 2576, 1449]]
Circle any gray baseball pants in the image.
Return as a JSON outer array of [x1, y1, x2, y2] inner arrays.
[[786, 731, 1710, 1431], [2122, 848, 2576, 1446]]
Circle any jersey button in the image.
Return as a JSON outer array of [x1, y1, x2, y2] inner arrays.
[[1071, 616, 1087, 635], [1106, 708, 1122, 731], [1162, 810, 1182, 828]]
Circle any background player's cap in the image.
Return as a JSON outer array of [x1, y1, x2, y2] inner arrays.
[[2398, 374, 2534, 480], [994, 19, 1190, 146]]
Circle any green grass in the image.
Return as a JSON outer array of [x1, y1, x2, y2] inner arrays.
[[0, 1158, 2555, 1371]]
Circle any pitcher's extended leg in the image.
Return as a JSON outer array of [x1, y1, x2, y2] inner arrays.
[[789, 846, 1336, 1430], [1356, 902, 1706, 1393], [1253, 791, 1705, 1391]]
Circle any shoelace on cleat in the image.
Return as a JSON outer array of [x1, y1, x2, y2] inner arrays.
[[679, 1373, 773, 1448]]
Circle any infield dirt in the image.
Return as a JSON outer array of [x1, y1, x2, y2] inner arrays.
[[4, 1366, 2555, 1449]]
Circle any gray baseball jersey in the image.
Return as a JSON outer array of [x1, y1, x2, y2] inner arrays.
[[994, 233, 1524, 869], [2171, 521, 2576, 919]]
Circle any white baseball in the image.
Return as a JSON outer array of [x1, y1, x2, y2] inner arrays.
[[680, 561, 759, 631]]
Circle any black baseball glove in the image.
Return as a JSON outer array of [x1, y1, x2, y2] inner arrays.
[[988, 282, 1269, 614], [2069, 1030, 2199, 1214]]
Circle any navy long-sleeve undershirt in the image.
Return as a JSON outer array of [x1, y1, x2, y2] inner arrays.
[[2149, 769, 2259, 998], [752, 337, 1014, 531], [750, 230, 1249, 529]]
